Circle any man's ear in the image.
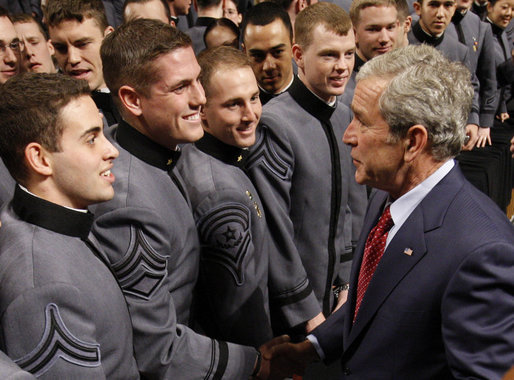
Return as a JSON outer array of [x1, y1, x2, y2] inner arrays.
[[413, 1, 422, 16], [25, 142, 53, 177], [403, 124, 428, 163], [118, 85, 143, 117], [404, 15, 413, 33], [292, 44, 304, 71], [103, 25, 114, 37]]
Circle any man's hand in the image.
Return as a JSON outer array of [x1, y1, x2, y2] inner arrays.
[[496, 113, 510, 123], [475, 127, 491, 148], [305, 312, 325, 333], [267, 339, 320, 378], [254, 335, 290, 380], [462, 124, 478, 150], [333, 288, 348, 313]]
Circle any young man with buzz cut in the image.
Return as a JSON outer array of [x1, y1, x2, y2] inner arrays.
[[246, 2, 367, 341], [45, 0, 121, 126], [91, 18, 288, 379], [0, 72, 139, 378], [176, 46, 274, 347]]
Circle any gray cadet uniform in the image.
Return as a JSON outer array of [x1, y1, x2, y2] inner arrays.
[[487, 21, 512, 116], [177, 132, 273, 346], [246, 78, 367, 322], [0, 351, 36, 379], [0, 159, 14, 208], [448, 10, 497, 127], [0, 186, 139, 379], [408, 21, 481, 126], [90, 121, 257, 379]]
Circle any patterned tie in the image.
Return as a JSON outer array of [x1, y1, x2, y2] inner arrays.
[[354, 205, 394, 322]]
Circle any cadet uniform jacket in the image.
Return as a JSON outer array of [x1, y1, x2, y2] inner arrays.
[[246, 78, 367, 321], [487, 21, 512, 116], [0, 186, 139, 379], [177, 133, 273, 346], [0, 159, 14, 208], [448, 11, 497, 127], [90, 121, 257, 379], [408, 21, 481, 126]]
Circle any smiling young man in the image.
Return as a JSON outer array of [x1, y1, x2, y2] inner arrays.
[[90, 19, 288, 379], [45, 0, 120, 126], [246, 2, 367, 341], [242, 2, 296, 105], [0, 73, 140, 378], [176, 46, 276, 347]]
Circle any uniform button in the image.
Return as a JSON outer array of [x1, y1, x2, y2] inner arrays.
[[343, 367, 352, 375]]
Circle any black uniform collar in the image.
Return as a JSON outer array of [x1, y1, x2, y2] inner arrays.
[[195, 17, 216, 26], [288, 77, 335, 124], [12, 185, 94, 239], [195, 132, 249, 168], [412, 21, 445, 47], [452, 9, 465, 24], [170, 15, 179, 25], [116, 120, 181, 171], [487, 19, 505, 36], [354, 52, 366, 73]]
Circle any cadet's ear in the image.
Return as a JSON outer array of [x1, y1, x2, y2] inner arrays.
[[103, 25, 115, 37], [292, 44, 304, 71], [403, 124, 428, 163], [118, 85, 142, 117], [25, 142, 53, 177], [413, 1, 422, 16]]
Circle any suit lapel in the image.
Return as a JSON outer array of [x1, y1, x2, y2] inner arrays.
[[347, 207, 428, 346], [344, 165, 465, 350]]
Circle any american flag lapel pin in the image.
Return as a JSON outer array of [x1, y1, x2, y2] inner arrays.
[[403, 248, 413, 256]]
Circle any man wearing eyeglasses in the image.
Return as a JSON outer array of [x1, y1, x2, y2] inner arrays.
[[0, 7, 22, 84]]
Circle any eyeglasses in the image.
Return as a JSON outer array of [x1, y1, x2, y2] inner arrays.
[[0, 40, 24, 56]]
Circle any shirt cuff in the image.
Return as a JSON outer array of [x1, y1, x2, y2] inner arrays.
[[306, 334, 325, 361]]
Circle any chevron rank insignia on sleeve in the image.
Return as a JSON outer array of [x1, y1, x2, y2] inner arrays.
[[112, 226, 169, 300], [14, 303, 100, 377]]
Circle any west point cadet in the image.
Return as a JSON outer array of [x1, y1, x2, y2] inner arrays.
[[90, 19, 286, 379], [0, 73, 139, 378]]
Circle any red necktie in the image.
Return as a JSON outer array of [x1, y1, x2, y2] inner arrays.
[[354, 205, 394, 322]]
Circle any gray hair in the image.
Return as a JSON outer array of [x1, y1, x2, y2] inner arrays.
[[356, 44, 473, 161]]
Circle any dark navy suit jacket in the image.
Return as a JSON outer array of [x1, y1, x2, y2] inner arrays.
[[312, 164, 514, 379]]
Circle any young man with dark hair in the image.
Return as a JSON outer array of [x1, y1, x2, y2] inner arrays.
[[241, 2, 296, 105], [92, 19, 287, 379], [45, 0, 120, 126], [0, 7, 21, 84], [12, 13, 57, 73], [0, 72, 139, 378], [0, 7, 20, 207], [408, 0, 482, 150], [246, 2, 367, 339], [446, 0, 497, 147]]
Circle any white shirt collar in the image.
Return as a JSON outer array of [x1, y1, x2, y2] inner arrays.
[[18, 185, 88, 213], [386, 159, 454, 246]]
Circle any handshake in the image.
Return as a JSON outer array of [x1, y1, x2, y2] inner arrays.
[[252, 335, 320, 380]]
